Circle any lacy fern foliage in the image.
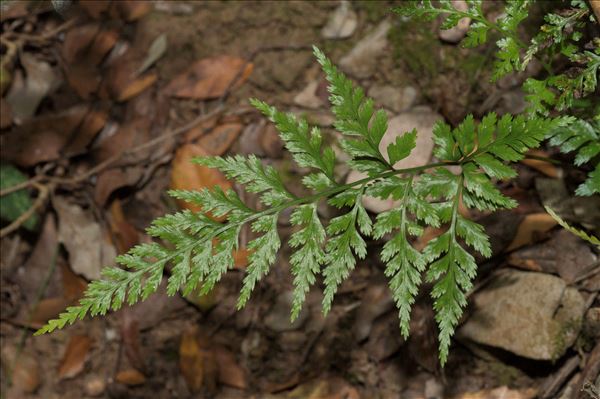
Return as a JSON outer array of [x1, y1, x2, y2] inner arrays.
[[38, 47, 564, 366]]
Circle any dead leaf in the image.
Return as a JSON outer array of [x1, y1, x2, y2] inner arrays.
[[61, 262, 88, 301], [65, 63, 101, 99], [62, 23, 100, 64], [0, 104, 89, 167], [79, 1, 111, 19], [117, 0, 151, 21], [115, 369, 146, 386], [58, 335, 94, 379], [196, 123, 243, 156], [109, 199, 139, 254], [5, 53, 60, 121], [137, 33, 168, 75], [453, 386, 537, 399], [89, 28, 119, 66], [1, 347, 41, 394], [54, 196, 117, 281], [170, 143, 232, 215], [116, 72, 157, 102], [164, 55, 253, 100], [506, 213, 557, 251], [29, 297, 70, 328], [0, 1, 29, 21], [179, 327, 218, 393], [260, 123, 285, 158], [94, 167, 142, 207], [63, 108, 108, 156], [521, 149, 560, 178], [215, 345, 248, 389]]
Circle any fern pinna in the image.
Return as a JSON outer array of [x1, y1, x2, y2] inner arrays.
[[37, 47, 566, 365]]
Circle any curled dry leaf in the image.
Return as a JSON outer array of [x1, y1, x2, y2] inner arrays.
[[5, 53, 60, 121], [170, 143, 232, 215], [521, 149, 560, 178], [117, 0, 151, 21], [179, 327, 218, 393], [58, 335, 94, 380], [506, 212, 557, 251], [163, 55, 253, 100], [116, 73, 157, 102], [109, 199, 140, 254], [1, 104, 89, 167], [62, 23, 100, 64], [54, 196, 117, 281], [215, 345, 248, 389], [196, 123, 243, 156], [115, 369, 146, 386]]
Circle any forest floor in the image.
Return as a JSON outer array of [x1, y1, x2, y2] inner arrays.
[[1, 1, 599, 399]]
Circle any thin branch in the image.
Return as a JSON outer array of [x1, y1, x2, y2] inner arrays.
[[0, 183, 50, 238]]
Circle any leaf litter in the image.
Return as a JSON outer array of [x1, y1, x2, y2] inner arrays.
[[1, 2, 600, 398]]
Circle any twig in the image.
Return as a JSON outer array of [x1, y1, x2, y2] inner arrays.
[[0, 175, 43, 197], [0, 183, 50, 238]]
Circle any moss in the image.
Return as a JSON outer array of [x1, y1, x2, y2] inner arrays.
[[487, 360, 523, 387]]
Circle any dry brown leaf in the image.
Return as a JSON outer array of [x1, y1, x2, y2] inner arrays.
[[116, 73, 157, 102], [61, 263, 87, 302], [79, 1, 111, 19], [62, 23, 100, 64], [1, 104, 88, 167], [54, 196, 117, 281], [115, 369, 146, 386], [215, 345, 247, 389], [63, 108, 108, 156], [196, 123, 243, 156], [89, 29, 119, 66], [94, 167, 142, 207], [29, 297, 70, 328], [164, 55, 253, 100], [170, 143, 232, 215], [117, 0, 151, 21], [521, 149, 560, 178], [506, 213, 557, 251], [454, 386, 537, 399], [179, 327, 218, 393], [58, 335, 94, 379], [109, 199, 140, 254], [65, 63, 101, 100]]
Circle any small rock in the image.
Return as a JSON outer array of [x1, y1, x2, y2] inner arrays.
[[321, 1, 358, 39], [584, 307, 600, 339], [235, 121, 266, 156], [340, 20, 391, 78], [346, 106, 442, 213], [294, 81, 325, 109], [459, 270, 586, 360], [260, 123, 284, 158], [368, 84, 417, 113], [84, 375, 106, 397], [265, 291, 309, 332], [497, 89, 527, 115], [271, 51, 312, 90], [424, 377, 444, 399], [508, 230, 598, 283], [353, 283, 395, 341], [438, 1, 471, 43]]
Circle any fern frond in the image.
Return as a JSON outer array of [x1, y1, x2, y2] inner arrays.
[[548, 118, 600, 196], [545, 206, 600, 247]]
